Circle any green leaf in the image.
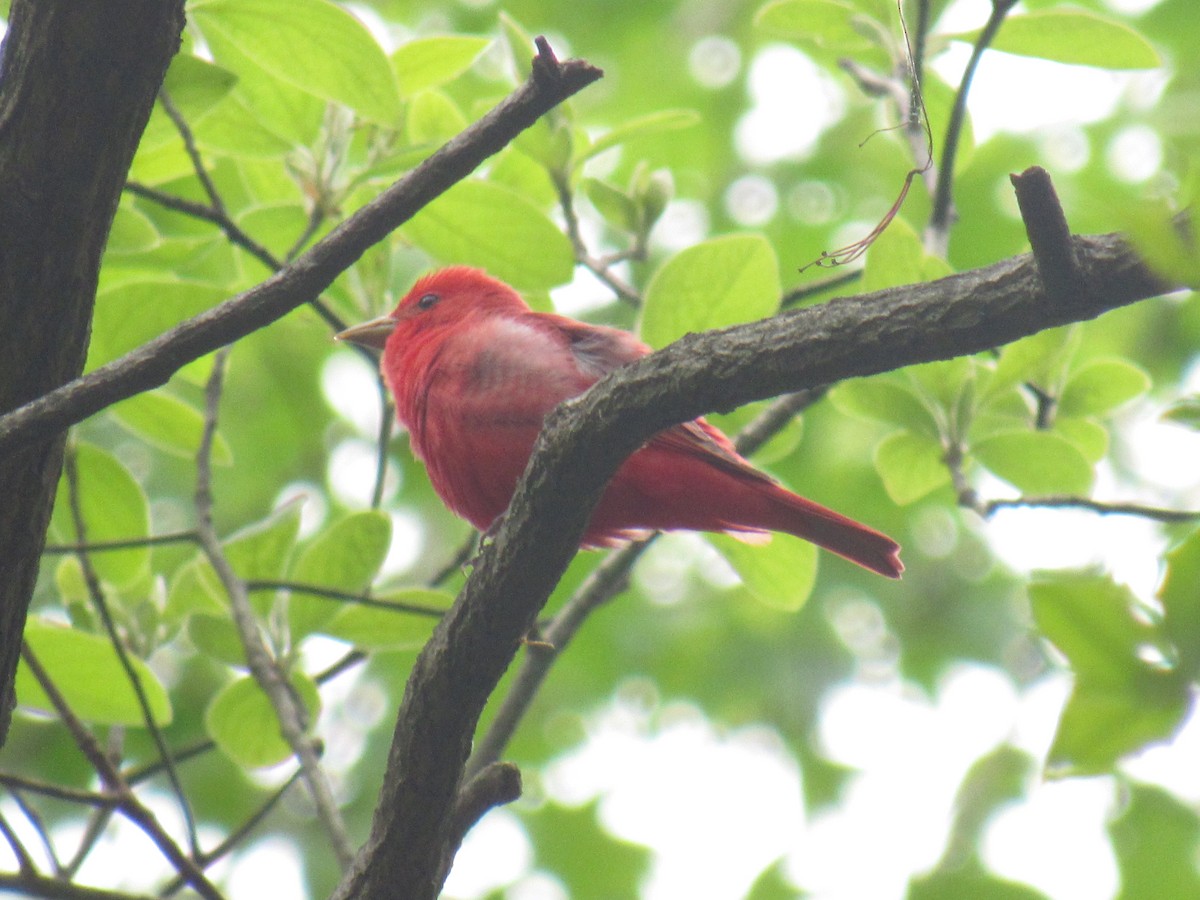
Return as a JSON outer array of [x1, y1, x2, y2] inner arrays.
[[487, 148, 558, 207], [984, 326, 1079, 399], [1110, 783, 1200, 900], [1124, 199, 1200, 288], [829, 377, 941, 438], [288, 511, 392, 637], [1054, 417, 1108, 466], [755, 0, 876, 51], [403, 179, 574, 289], [523, 801, 651, 899], [110, 390, 233, 464], [640, 234, 780, 349], [907, 360, 974, 415], [225, 504, 304, 617], [324, 589, 454, 650], [874, 431, 951, 505], [1160, 528, 1200, 676], [17, 619, 172, 726], [106, 206, 160, 255], [499, 11, 538, 79], [191, 88, 302, 158], [972, 430, 1094, 495], [163, 54, 239, 117], [1048, 677, 1189, 775], [53, 444, 150, 591], [710, 533, 817, 611], [391, 36, 491, 95], [1059, 359, 1150, 417], [165, 556, 226, 623], [1163, 396, 1200, 430], [577, 110, 700, 165], [206, 672, 321, 768], [190, 0, 400, 124], [404, 90, 468, 146], [953, 11, 1161, 70], [88, 280, 229, 369], [54, 557, 89, 606], [188, 614, 248, 667], [135, 55, 239, 158], [584, 178, 639, 234], [1030, 575, 1154, 684], [1032, 575, 1191, 774], [862, 217, 924, 293]]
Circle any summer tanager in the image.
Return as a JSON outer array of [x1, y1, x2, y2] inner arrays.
[[336, 267, 903, 578]]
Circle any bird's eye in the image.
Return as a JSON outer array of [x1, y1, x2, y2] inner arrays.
[[417, 293, 440, 310]]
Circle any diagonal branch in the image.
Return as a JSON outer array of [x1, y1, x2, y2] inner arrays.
[[334, 206, 1183, 898], [193, 350, 355, 869], [0, 41, 603, 458]]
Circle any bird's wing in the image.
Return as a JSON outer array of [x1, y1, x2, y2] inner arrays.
[[649, 419, 778, 487], [543, 314, 777, 487], [538, 313, 652, 380]]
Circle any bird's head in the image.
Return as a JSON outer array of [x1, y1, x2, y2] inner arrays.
[[335, 266, 528, 351]]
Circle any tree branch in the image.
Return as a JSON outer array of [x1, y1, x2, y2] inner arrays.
[[0, 41, 604, 459], [334, 211, 1181, 898], [464, 388, 826, 780], [0, 0, 185, 747], [193, 350, 355, 870]]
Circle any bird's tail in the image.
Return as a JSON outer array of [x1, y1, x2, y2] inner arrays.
[[749, 484, 904, 578]]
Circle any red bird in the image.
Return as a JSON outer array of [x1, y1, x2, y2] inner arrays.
[[336, 267, 902, 578]]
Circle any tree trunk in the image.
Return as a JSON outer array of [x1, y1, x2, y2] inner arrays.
[[0, 0, 184, 744]]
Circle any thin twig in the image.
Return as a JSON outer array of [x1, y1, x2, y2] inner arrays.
[[123, 182, 280, 274], [193, 349, 355, 870], [0, 804, 37, 875], [781, 270, 862, 309], [553, 171, 642, 307], [132, 97, 367, 340], [0, 871, 159, 900], [371, 377, 394, 510], [286, 205, 328, 263], [18, 646, 224, 900], [244, 580, 446, 618], [160, 771, 302, 898], [10, 788, 62, 874], [984, 496, 1200, 523], [926, 0, 1019, 255], [41, 531, 199, 554], [0, 49, 605, 457], [429, 534, 478, 588], [62, 449, 200, 856], [0, 773, 112, 806], [158, 89, 226, 216], [125, 738, 214, 786], [61, 806, 113, 881]]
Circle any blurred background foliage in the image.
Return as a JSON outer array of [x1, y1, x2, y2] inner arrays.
[[4, 0, 1200, 897]]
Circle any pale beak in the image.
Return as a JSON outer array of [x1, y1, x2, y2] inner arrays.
[[335, 314, 397, 350]]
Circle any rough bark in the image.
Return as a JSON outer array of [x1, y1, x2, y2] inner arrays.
[[0, 0, 185, 743], [333, 222, 1179, 899]]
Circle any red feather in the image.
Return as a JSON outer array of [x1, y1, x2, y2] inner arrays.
[[341, 266, 902, 578]]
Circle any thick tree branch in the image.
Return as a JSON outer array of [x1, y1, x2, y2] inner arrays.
[[465, 388, 826, 780], [0, 0, 185, 747], [0, 42, 603, 459], [335, 217, 1181, 898]]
